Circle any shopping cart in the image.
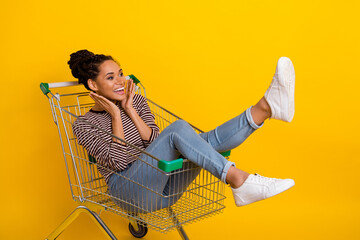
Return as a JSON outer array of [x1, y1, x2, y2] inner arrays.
[[40, 75, 231, 240]]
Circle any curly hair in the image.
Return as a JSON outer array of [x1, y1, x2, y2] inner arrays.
[[67, 49, 117, 91]]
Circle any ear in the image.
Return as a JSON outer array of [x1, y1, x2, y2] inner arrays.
[[87, 79, 98, 92]]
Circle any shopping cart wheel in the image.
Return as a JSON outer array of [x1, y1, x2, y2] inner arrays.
[[128, 222, 148, 238]]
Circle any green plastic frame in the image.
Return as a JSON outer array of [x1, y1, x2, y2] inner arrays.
[[40, 83, 50, 95], [158, 158, 183, 172], [128, 74, 140, 84], [158, 150, 231, 172]]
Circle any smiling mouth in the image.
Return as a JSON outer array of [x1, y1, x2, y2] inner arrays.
[[114, 87, 125, 94]]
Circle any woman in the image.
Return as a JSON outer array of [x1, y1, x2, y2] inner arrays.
[[69, 49, 295, 212]]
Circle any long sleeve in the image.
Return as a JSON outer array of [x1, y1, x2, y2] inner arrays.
[[71, 94, 161, 184], [136, 95, 160, 147], [72, 116, 130, 171]]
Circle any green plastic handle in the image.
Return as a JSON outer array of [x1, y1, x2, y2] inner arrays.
[[220, 150, 231, 157], [40, 83, 50, 95], [128, 74, 140, 84], [158, 150, 230, 172], [158, 158, 183, 172], [88, 154, 97, 164]]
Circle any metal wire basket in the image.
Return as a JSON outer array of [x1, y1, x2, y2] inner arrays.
[[41, 76, 229, 239]]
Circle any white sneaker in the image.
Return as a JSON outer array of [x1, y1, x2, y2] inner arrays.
[[264, 57, 295, 122], [231, 173, 295, 207]]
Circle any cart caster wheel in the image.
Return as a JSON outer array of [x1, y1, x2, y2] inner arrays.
[[129, 222, 148, 238]]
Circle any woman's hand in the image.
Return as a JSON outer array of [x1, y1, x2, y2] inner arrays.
[[89, 92, 120, 119], [121, 79, 136, 112]]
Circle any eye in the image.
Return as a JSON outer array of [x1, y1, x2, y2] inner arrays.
[[107, 76, 113, 80]]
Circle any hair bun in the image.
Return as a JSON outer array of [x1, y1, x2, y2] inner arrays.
[[67, 49, 95, 79], [67, 49, 115, 91]]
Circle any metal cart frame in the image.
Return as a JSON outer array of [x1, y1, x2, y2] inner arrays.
[[40, 76, 230, 239]]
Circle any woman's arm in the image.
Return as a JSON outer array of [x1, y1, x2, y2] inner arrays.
[[111, 114, 126, 145], [132, 94, 160, 146], [72, 116, 129, 171], [121, 79, 159, 143], [125, 107, 152, 141], [89, 92, 126, 145]]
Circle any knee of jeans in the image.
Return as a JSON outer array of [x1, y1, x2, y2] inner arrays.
[[171, 119, 191, 130]]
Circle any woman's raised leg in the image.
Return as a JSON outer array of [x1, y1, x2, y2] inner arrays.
[[200, 56, 297, 207], [198, 102, 268, 153]]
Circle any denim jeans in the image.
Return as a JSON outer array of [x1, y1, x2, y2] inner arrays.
[[108, 106, 263, 212]]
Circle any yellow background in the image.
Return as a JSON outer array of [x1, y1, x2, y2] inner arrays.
[[1, 0, 359, 239]]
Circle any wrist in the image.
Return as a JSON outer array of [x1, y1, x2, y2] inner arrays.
[[124, 106, 136, 115], [111, 112, 121, 120]]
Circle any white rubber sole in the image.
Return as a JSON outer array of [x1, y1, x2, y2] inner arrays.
[[278, 57, 295, 122], [265, 57, 295, 122], [267, 178, 295, 198]]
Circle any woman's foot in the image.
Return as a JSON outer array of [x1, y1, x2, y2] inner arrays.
[[231, 173, 295, 206], [264, 57, 295, 122]]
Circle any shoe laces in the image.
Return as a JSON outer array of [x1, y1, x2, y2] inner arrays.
[[253, 173, 278, 185]]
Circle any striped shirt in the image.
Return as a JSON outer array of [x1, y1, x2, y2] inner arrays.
[[72, 94, 160, 184]]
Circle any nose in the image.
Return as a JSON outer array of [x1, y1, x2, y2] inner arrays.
[[116, 76, 126, 85]]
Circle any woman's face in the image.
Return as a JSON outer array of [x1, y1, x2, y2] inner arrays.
[[89, 60, 127, 101]]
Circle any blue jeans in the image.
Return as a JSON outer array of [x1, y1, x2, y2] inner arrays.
[[108, 106, 263, 213]]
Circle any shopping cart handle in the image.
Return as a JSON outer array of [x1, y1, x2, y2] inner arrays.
[[158, 158, 183, 172], [88, 154, 97, 164], [40, 75, 139, 96], [127, 74, 140, 84], [220, 150, 231, 157], [158, 150, 230, 172], [40, 83, 51, 95]]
